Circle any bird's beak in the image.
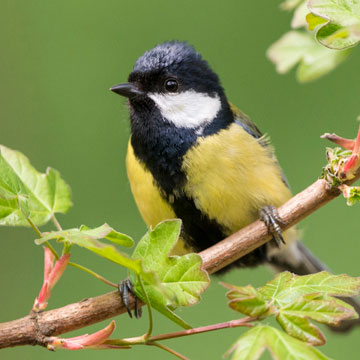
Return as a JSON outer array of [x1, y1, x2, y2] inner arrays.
[[110, 82, 144, 98]]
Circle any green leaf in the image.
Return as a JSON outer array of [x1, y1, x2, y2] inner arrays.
[[222, 283, 271, 317], [227, 325, 267, 360], [129, 220, 210, 329], [259, 271, 360, 306], [79, 224, 133, 247], [276, 313, 325, 345], [306, 13, 328, 31], [258, 271, 293, 299], [0, 145, 72, 227], [227, 272, 360, 343], [308, 0, 360, 49], [0, 187, 18, 200], [228, 325, 332, 360], [280, 294, 358, 325], [267, 31, 351, 82], [35, 224, 141, 273]]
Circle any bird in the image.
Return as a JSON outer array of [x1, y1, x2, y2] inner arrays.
[[111, 40, 360, 330]]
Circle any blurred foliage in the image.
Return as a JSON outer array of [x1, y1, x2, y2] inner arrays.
[[1, 0, 360, 359], [268, 0, 360, 82]]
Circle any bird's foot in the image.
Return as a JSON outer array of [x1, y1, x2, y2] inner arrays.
[[259, 205, 286, 247], [118, 278, 142, 319]]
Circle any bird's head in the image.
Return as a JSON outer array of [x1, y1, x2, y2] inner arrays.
[[111, 41, 231, 131]]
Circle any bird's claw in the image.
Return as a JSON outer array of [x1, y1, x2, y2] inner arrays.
[[260, 205, 286, 247], [118, 279, 142, 319]]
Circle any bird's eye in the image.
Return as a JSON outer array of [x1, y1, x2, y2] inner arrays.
[[164, 78, 179, 93]]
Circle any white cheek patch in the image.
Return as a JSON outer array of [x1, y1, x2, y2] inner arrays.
[[148, 91, 221, 129]]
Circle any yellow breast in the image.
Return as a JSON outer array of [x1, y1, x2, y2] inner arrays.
[[126, 140, 176, 228], [181, 123, 293, 236]]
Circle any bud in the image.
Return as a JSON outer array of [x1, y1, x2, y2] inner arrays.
[[33, 247, 70, 311], [46, 321, 125, 350]]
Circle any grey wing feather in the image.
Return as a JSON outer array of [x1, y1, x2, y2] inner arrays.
[[231, 104, 290, 188]]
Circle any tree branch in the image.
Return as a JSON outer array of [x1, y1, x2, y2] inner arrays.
[[1, 173, 359, 349], [201, 178, 341, 273]]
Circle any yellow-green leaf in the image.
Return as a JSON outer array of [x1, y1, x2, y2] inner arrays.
[[306, 13, 328, 30], [35, 224, 140, 274], [276, 313, 325, 345], [222, 283, 271, 317], [280, 294, 358, 325], [0, 145, 72, 227], [267, 31, 351, 82], [308, 0, 360, 49], [228, 325, 332, 360], [259, 271, 360, 306]]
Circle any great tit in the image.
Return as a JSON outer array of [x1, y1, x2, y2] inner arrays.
[[111, 41, 360, 329]]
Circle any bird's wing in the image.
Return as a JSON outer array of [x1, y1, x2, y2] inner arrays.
[[229, 102, 263, 140], [229, 102, 290, 188]]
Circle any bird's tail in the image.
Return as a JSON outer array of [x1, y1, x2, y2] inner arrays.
[[268, 241, 360, 333]]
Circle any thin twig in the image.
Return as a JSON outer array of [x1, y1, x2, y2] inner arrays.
[[150, 342, 189, 360], [25, 216, 42, 237], [148, 317, 255, 342], [139, 276, 153, 340], [45, 242, 59, 260], [24, 211, 60, 260], [51, 214, 62, 231], [68, 262, 117, 288]]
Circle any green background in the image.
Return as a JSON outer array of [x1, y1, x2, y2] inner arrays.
[[1, 0, 360, 359]]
